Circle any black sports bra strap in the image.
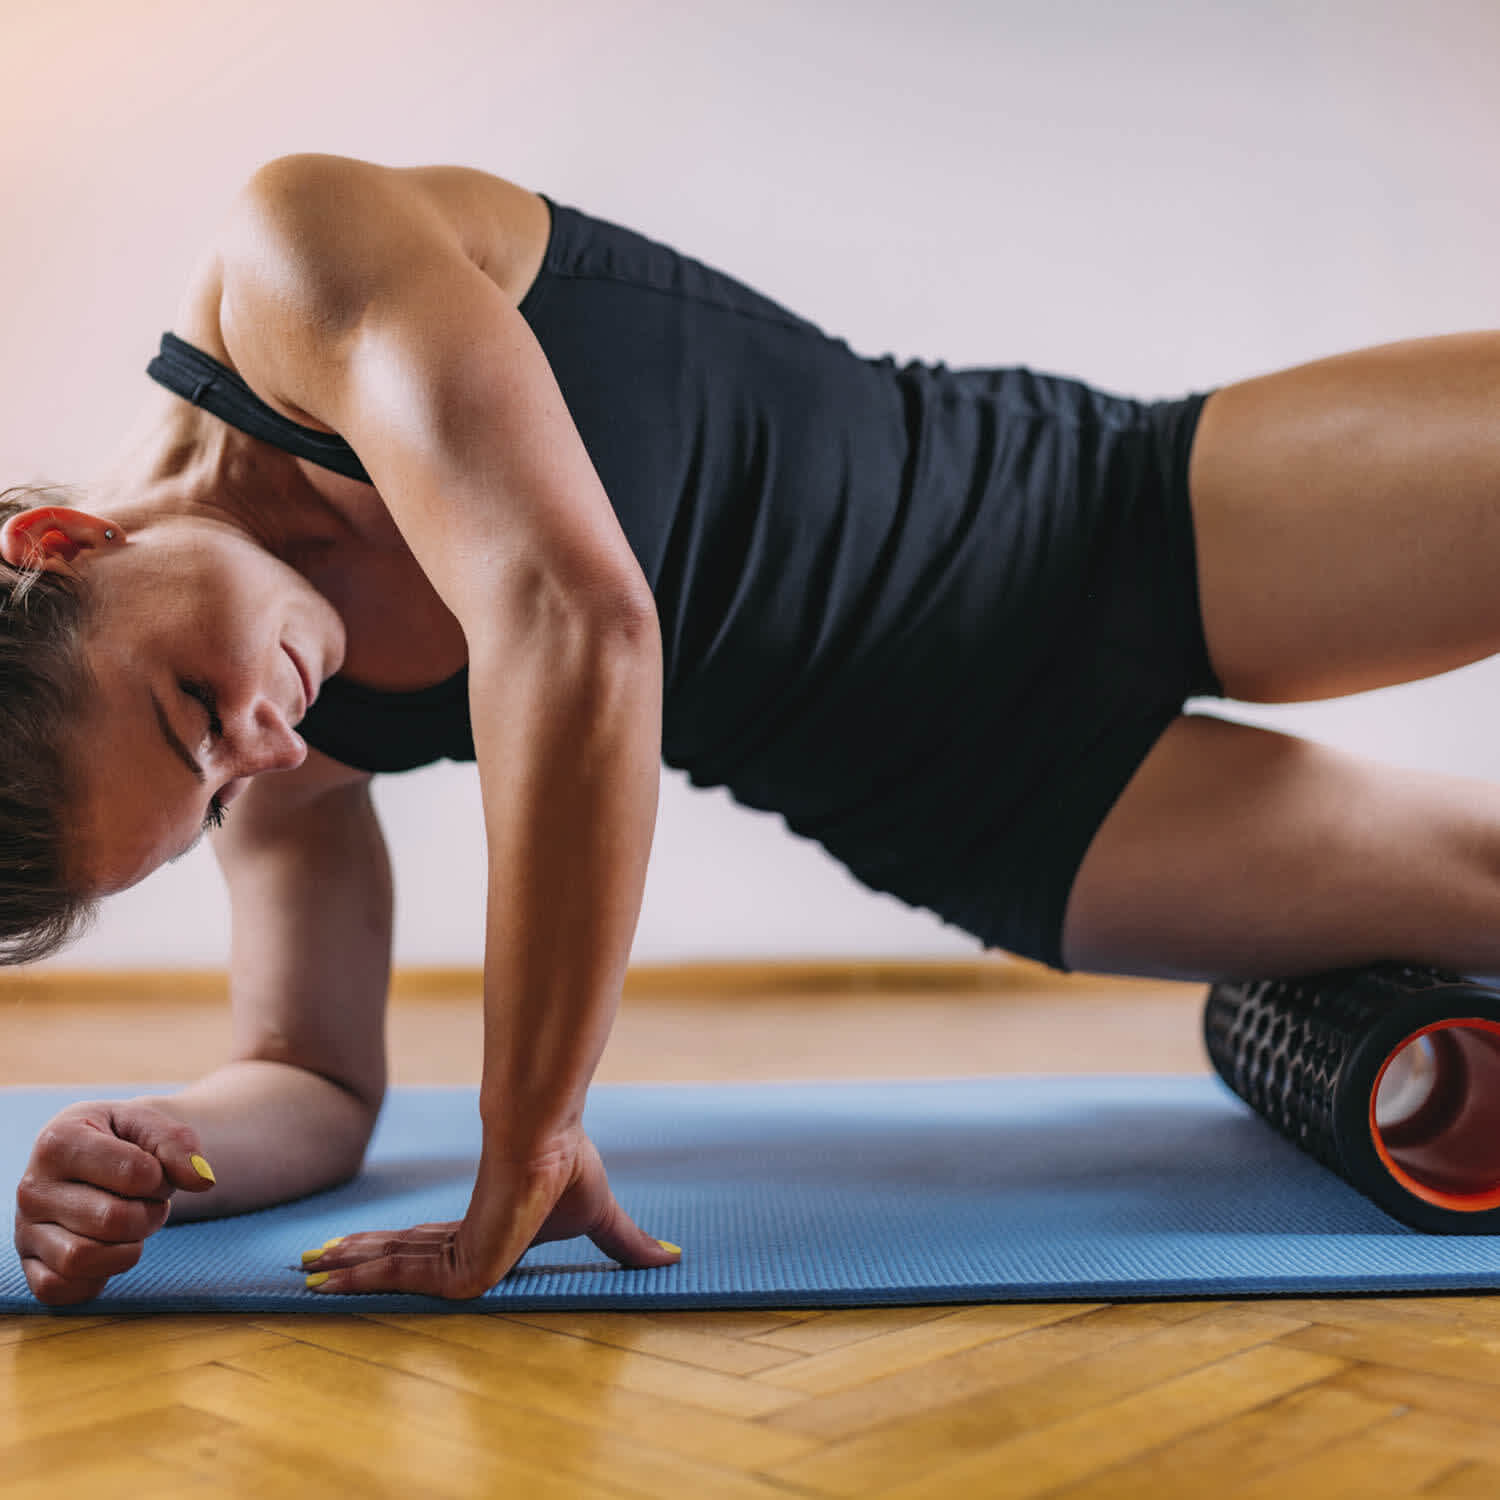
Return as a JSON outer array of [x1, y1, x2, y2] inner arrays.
[[146, 332, 374, 486]]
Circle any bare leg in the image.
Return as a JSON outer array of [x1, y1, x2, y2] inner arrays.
[[1061, 333, 1500, 981]]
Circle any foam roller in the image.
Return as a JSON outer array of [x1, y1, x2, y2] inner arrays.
[[1203, 962, 1500, 1234]]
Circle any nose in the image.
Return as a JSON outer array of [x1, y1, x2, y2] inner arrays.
[[220, 694, 308, 780], [218, 776, 250, 808]]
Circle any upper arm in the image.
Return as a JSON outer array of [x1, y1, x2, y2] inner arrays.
[[209, 745, 390, 1114], [215, 153, 654, 643]]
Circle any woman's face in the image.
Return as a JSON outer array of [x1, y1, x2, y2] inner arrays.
[[0, 504, 347, 894]]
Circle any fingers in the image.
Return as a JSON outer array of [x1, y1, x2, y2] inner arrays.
[[105, 1104, 217, 1194], [299, 1131, 684, 1299], [20, 1258, 111, 1308], [15, 1099, 213, 1308], [29, 1101, 214, 1199], [29, 1112, 170, 1202], [299, 1210, 682, 1300], [546, 1132, 680, 1269], [304, 1232, 680, 1297], [302, 1225, 455, 1270], [14, 1208, 160, 1307], [311, 1253, 482, 1299], [21, 1221, 149, 1285], [583, 1192, 683, 1270], [302, 1225, 492, 1299], [15, 1176, 172, 1245]]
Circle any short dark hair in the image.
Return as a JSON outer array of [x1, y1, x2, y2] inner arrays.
[[0, 483, 104, 965]]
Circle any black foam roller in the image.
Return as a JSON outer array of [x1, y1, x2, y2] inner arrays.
[[1203, 961, 1500, 1234]]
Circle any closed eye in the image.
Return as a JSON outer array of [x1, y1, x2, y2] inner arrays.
[[181, 680, 229, 831], [181, 679, 223, 739]]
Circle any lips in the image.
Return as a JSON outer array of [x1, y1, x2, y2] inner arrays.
[[284, 644, 315, 720]]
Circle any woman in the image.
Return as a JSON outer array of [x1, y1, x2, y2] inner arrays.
[[8, 153, 1500, 1305]]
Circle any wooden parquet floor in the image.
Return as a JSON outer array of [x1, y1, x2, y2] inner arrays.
[[5, 965, 1500, 1499]]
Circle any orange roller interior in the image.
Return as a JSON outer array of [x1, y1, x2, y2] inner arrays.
[[1370, 1019, 1500, 1210]]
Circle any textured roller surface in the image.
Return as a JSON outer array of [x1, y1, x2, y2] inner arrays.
[[1205, 963, 1500, 1234], [4, 1076, 1500, 1314]]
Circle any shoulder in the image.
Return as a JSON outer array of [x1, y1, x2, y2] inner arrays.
[[220, 155, 455, 342], [221, 153, 548, 330], [209, 154, 550, 431]]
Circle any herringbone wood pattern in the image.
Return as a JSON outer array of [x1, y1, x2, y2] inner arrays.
[[3, 964, 1497, 1499]]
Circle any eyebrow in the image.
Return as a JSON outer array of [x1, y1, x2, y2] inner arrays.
[[149, 687, 208, 863]]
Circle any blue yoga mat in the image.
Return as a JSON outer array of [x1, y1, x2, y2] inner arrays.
[[5, 1076, 1500, 1314]]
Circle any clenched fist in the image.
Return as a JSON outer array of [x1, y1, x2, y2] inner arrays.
[[14, 1100, 217, 1306]]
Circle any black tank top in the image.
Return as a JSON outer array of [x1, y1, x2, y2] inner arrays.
[[146, 192, 1132, 939]]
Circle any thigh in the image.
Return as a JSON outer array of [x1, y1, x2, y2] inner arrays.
[[1189, 332, 1500, 703], [1060, 711, 1500, 982]]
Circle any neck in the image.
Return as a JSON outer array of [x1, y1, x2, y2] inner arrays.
[[92, 394, 351, 566]]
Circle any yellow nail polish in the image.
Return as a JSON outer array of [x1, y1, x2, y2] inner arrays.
[[656, 1239, 682, 1255], [189, 1154, 216, 1183], [300, 1248, 325, 1265], [305, 1271, 331, 1289], [322, 1236, 344, 1249]]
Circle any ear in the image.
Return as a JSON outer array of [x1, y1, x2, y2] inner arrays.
[[0, 506, 119, 572]]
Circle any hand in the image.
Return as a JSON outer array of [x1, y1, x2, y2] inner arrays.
[[14, 1100, 218, 1306], [301, 1125, 680, 1298]]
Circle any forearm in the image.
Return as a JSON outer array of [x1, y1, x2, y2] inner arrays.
[[135, 1058, 379, 1220], [470, 602, 662, 1151]]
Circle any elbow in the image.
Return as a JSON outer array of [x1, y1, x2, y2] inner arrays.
[[344, 1078, 385, 1150], [475, 568, 659, 660], [572, 588, 662, 696], [550, 564, 657, 642], [329, 1089, 382, 1182], [327, 1141, 372, 1191], [608, 586, 660, 651], [569, 572, 660, 656], [296, 1062, 384, 1175]]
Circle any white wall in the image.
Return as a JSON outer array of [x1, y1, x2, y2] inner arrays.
[[2, 0, 1497, 968]]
